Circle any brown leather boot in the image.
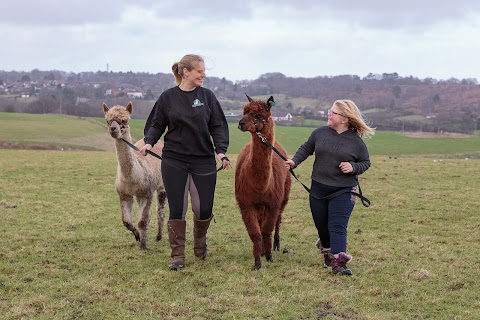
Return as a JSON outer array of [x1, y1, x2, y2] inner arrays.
[[167, 220, 186, 270], [193, 216, 212, 259]]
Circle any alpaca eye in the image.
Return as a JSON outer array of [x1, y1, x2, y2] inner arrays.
[[255, 115, 263, 119]]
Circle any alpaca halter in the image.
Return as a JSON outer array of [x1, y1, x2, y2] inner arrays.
[[107, 119, 128, 134], [247, 112, 269, 132]]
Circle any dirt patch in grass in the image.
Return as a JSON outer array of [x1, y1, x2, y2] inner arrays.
[[398, 131, 472, 138]]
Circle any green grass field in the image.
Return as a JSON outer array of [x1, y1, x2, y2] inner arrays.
[[2, 112, 480, 158], [1, 112, 480, 319]]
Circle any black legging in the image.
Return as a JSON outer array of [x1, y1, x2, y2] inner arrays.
[[161, 157, 217, 221]]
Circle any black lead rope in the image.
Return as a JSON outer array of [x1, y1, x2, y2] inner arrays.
[[255, 132, 371, 207], [121, 138, 223, 176]]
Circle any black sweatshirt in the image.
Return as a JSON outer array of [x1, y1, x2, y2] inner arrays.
[[291, 126, 371, 188], [144, 86, 229, 164]]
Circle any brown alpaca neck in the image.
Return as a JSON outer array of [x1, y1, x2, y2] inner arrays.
[[252, 129, 275, 150], [247, 129, 275, 185], [114, 133, 137, 177]]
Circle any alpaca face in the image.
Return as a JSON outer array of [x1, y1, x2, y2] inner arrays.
[[102, 102, 132, 139], [238, 96, 274, 133]]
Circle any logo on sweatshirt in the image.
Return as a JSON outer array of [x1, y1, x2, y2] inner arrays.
[[192, 99, 204, 108]]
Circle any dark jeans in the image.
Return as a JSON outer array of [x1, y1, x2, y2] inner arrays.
[[309, 180, 355, 254], [161, 157, 217, 221]]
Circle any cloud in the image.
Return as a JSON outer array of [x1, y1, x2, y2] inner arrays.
[[0, 0, 155, 25], [5, 0, 480, 28], [1, 1, 480, 81], [0, 0, 250, 26]]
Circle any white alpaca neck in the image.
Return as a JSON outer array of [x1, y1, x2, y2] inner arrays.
[[114, 135, 138, 177]]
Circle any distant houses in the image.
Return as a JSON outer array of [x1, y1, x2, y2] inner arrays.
[[272, 112, 293, 122], [104, 86, 145, 99], [224, 112, 293, 122], [126, 91, 144, 99], [75, 97, 89, 105]]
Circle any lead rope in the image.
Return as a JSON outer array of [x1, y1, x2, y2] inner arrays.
[[255, 132, 371, 207], [121, 138, 223, 176]]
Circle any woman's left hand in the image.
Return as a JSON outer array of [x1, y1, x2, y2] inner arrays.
[[217, 153, 232, 170], [339, 162, 353, 173]]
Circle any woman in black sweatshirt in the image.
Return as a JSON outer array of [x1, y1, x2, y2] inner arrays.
[[141, 54, 230, 271]]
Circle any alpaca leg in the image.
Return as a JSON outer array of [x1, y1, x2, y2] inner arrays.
[[261, 212, 277, 262], [156, 188, 167, 241], [273, 213, 282, 251], [119, 194, 138, 242], [262, 233, 273, 262], [137, 196, 152, 250], [277, 176, 290, 251], [274, 198, 289, 251], [242, 210, 263, 270]]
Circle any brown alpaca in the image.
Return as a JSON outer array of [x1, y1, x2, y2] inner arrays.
[[103, 102, 167, 250], [235, 95, 292, 270]]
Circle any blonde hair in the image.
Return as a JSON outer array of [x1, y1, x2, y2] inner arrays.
[[171, 54, 204, 85], [334, 100, 375, 138]]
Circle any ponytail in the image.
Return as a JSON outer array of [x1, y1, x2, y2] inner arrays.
[[171, 62, 182, 85]]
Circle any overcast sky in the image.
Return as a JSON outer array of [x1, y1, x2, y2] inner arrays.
[[2, 0, 480, 82]]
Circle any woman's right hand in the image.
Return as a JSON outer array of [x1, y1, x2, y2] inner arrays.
[[139, 144, 152, 156], [285, 159, 295, 169]]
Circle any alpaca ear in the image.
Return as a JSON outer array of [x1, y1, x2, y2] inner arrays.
[[102, 102, 109, 114], [245, 94, 253, 102], [126, 102, 133, 114], [266, 96, 275, 110]]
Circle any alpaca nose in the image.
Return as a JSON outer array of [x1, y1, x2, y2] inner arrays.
[[238, 119, 246, 130]]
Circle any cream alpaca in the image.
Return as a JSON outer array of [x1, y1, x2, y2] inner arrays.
[[103, 102, 167, 250]]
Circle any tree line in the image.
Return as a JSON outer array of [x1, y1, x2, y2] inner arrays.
[[1, 69, 479, 133]]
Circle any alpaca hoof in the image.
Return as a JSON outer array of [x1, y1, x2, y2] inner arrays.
[[266, 255, 273, 262], [132, 229, 140, 242], [253, 264, 262, 270], [273, 240, 280, 251], [139, 243, 148, 250], [156, 233, 162, 241]]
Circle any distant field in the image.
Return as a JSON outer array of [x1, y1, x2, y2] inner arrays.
[[302, 118, 327, 127], [246, 94, 320, 109], [1, 112, 480, 158], [394, 114, 434, 125], [363, 108, 386, 114], [0, 95, 38, 103], [0, 113, 111, 151]]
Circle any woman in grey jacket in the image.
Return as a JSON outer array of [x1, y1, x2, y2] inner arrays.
[[286, 100, 375, 275]]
